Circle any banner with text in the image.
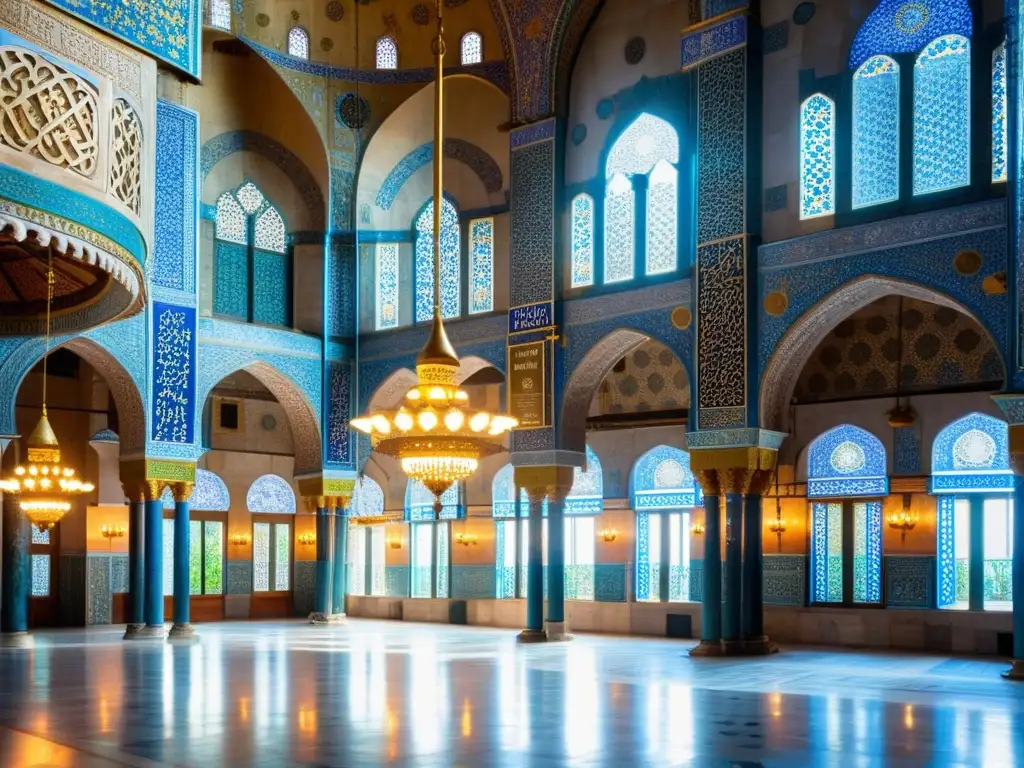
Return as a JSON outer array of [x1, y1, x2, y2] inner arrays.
[[507, 340, 547, 429]]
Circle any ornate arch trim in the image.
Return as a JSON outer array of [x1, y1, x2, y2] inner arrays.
[[375, 138, 504, 211]]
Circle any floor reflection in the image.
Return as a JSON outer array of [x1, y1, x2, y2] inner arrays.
[[0, 620, 1021, 767]]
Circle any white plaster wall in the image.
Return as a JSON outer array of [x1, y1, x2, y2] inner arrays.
[[208, 397, 295, 455]]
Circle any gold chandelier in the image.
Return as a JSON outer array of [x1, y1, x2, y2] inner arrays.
[[350, 0, 517, 514], [0, 251, 93, 530]]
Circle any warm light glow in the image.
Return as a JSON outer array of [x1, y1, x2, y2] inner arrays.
[[469, 413, 490, 432], [429, 387, 446, 400], [350, 417, 373, 434], [100, 525, 127, 539], [297, 532, 316, 546], [690, 521, 705, 536], [598, 528, 618, 543], [904, 704, 914, 730], [230, 532, 252, 546], [461, 697, 472, 738], [444, 410, 465, 431], [454, 531, 478, 546], [395, 412, 414, 431], [418, 410, 438, 431], [407, 389, 421, 400], [371, 414, 392, 434]]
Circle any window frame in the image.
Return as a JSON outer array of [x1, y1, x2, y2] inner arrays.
[[460, 31, 483, 65], [376, 35, 399, 70], [251, 513, 293, 594], [161, 509, 227, 598], [208, 0, 230, 30], [287, 26, 310, 59], [808, 498, 885, 609]]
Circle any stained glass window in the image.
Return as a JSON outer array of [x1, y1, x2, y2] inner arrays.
[[807, 424, 888, 498], [566, 445, 603, 515], [210, 0, 230, 30], [993, 42, 1007, 183], [848, 0, 973, 70], [495, 520, 517, 598], [253, 522, 270, 591], [853, 56, 900, 209], [376, 36, 398, 69], [246, 474, 297, 514], [32, 527, 50, 545], [604, 174, 635, 284], [274, 523, 290, 591], [461, 32, 482, 65], [30, 554, 50, 597], [800, 94, 835, 218], [215, 193, 247, 245], [811, 502, 843, 603], [853, 502, 882, 604], [375, 243, 400, 330], [914, 35, 971, 195], [414, 198, 461, 322], [607, 113, 680, 177], [288, 27, 309, 59], [468, 218, 493, 314], [570, 194, 594, 288], [646, 160, 678, 275], [236, 181, 265, 214], [931, 413, 1012, 493], [254, 206, 286, 254]]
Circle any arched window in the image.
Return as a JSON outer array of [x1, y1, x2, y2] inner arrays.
[[914, 35, 971, 195], [931, 413, 1013, 611], [492, 464, 547, 599], [806, 425, 887, 605], [800, 94, 835, 219], [160, 469, 230, 599], [247, 474, 295, 594], [414, 197, 461, 322], [406, 481, 461, 598], [375, 242, 400, 330], [570, 193, 594, 288], [376, 36, 398, 70], [348, 476, 387, 597], [993, 41, 1007, 183], [631, 446, 700, 603], [214, 181, 290, 326], [852, 56, 900, 209], [562, 445, 603, 600], [246, 474, 296, 513], [210, 0, 230, 30], [287, 26, 309, 59], [604, 113, 680, 283], [460, 32, 482, 65], [468, 217, 493, 314]]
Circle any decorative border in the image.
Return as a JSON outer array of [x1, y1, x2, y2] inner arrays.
[[153, 101, 199, 295], [681, 14, 747, 71], [510, 119, 556, 149]]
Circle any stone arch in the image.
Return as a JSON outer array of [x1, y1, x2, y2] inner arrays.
[[197, 359, 322, 475], [0, 335, 146, 454], [559, 328, 659, 453], [456, 355, 505, 384], [759, 275, 1005, 432], [366, 367, 418, 412]]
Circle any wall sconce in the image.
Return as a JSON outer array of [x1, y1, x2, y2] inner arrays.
[[598, 528, 618, 543], [455, 532, 478, 547], [230, 533, 251, 547], [100, 525, 126, 540], [386, 536, 403, 550], [297, 532, 316, 546], [690, 521, 705, 536], [887, 494, 918, 544], [768, 518, 786, 552]]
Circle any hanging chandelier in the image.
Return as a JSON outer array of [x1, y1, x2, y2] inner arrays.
[[349, 0, 517, 513], [0, 251, 93, 530]]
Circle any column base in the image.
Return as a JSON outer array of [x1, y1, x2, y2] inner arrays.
[[125, 624, 166, 640], [168, 623, 199, 641], [517, 629, 548, 644], [308, 611, 344, 625], [740, 636, 778, 656], [1002, 659, 1024, 680], [123, 623, 145, 639], [0, 632, 33, 648], [545, 621, 573, 642], [688, 640, 724, 657]]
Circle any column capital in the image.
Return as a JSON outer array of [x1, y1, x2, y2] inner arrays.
[[302, 496, 327, 513], [296, 472, 355, 507], [691, 449, 777, 497], [513, 465, 575, 504], [172, 482, 193, 503]]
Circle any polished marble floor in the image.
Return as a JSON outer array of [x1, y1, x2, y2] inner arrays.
[[0, 620, 1023, 767]]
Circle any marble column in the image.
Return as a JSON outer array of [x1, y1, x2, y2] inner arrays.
[[519, 490, 546, 643], [124, 498, 145, 637], [741, 491, 771, 653], [169, 482, 196, 640], [331, 504, 347, 618], [545, 495, 570, 641], [141, 482, 165, 638], [691, 483, 722, 656], [310, 506, 334, 623], [722, 493, 743, 649], [0, 493, 30, 646]]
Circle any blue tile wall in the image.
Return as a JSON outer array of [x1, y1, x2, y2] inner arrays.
[[385, 566, 410, 597], [227, 561, 252, 595], [213, 241, 249, 319], [151, 303, 197, 447], [154, 101, 198, 294], [594, 563, 628, 602], [86, 555, 111, 626], [885, 555, 935, 608], [293, 561, 317, 617], [252, 250, 289, 327], [451, 565, 496, 599], [763, 555, 806, 606]]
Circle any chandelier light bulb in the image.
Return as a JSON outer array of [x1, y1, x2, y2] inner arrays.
[[371, 414, 392, 434], [418, 410, 438, 431], [469, 413, 490, 432], [395, 412, 414, 431], [444, 410, 464, 431]]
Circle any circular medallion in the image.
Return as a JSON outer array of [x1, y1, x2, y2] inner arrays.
[[895, 2, 929, 35], [261, 414, 277, 431], [792, 2, 816, 25], [953, 429, 996, 469], [654, 459, 685, 489], [953, 249, 982, 276], [338, 93, 371, 129], [326, 1, 344, 21], [571, 123, 587, 146], [320, 37, 333, 52], [290, 9, 300, 21], [830, 441, 866, 474], [671, 306, 692, 330], [412, 4, 430, 25], [624, 37, 646, 65], [255, 12, 270, 27], [764, 290, 789, 317]]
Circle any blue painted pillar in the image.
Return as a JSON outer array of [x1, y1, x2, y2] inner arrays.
[[693, 493, 722, 655], [741, 492, 770, 652], [722, 493, 744, 648], [125, 499, 145, 634], [143, 493, 164, 633], [546, 496, 566, 630], [969, 495, 985, 612], [0, 493, 30, 639], [311, 506, 333, 622], [169, 485, 196, 640], [332, 504, 347, 617], [519, 491, 546, 642]]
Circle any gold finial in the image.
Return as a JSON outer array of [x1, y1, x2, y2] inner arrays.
[[26, 412, 60, 463]]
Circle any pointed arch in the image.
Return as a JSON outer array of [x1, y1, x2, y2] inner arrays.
[[287, 27, 309, 59], [848, 0, 972, 70], [630, 445, 699, 509], [605, 113, 679, 178], [414, 197, 460, 321], [806, 424, 888, 498], [209, 0, 230, 30], [246, 474, 296, 513], [930, 412, 1012, 492], [461, 32, 483, 65]]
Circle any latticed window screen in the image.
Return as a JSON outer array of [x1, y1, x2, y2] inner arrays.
[[800, 94, 835, 218], [209, 0, 230, 30], [414, 198, 460, 322], [992, 41, 1007, 183], [810, 501, 881, 604], [468, 217, 493, 314], [376, 36, 398, 69], [570, 193, 594, 288], [288, 27, 309, 59], [913, 35, 970, 196], [852, 56, 900, 209], [375, 243, 400, 330], [253, 521, 291, 592], [461, 32, 482, 65]]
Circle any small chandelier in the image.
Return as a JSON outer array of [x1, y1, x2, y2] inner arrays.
[[0, 251, 93, 531], [350, 0, 516, 514]]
